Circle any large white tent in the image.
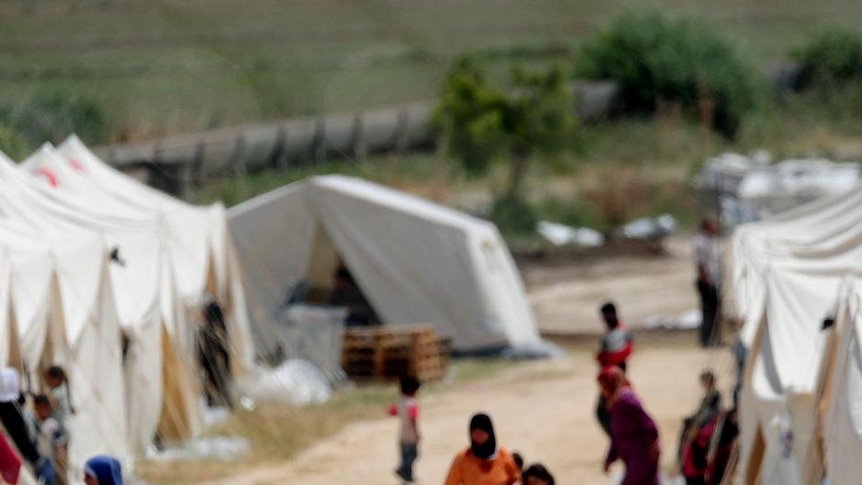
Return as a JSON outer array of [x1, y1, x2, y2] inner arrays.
[[229, 175, 541, 354], [731, 186, 862, 484], [0, 137, 255, 481], [817, 278, 862, 485]]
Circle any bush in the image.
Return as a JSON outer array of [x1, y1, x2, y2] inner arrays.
[[3, 91, 108, 146], [575, 11, 763, 139], [491, 195, 538, 237], [0, 125, 34, 161], [794, 28, 862, 88]]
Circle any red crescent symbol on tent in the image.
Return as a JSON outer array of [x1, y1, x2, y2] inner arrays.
[[34, 167, 59, 188], [69, 158, 84, 172]]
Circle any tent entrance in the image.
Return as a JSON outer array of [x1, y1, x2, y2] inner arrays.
[[298, 223, 381, 327]]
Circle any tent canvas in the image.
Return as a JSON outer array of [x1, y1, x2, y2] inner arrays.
[[731, 183, 862, 483], [0, 138, 256, 478], [229, 175, 541, 355]]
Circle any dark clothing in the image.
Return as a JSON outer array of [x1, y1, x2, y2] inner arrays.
[[468, 413, 497, 460], [731, 340, 747, 408], [707, 412, 739, 484], [597, 395, 612, 437], [0, 401, 40, 465], [678, 389, 721, 465], [200, 301, 233, 408], [396, 442, 418, 483], [605, 389, 660, 485], [697, 280, 719, 347]]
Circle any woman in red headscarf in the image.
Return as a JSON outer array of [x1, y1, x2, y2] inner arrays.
[[597, 366, 661, 485]]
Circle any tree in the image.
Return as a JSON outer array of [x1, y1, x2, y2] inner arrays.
[[434, 56, 576, 203]]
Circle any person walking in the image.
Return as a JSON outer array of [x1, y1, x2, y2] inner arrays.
[[693, 218, 721, 347], [598, 366, 660, 485], [388, 376, 421, 484], [595, 302, 634, 437]]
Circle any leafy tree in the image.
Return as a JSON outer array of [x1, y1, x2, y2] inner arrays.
[[434, 56, 576, 203]]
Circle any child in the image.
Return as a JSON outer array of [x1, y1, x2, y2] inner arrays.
[[388, 376, 421, 484], [44, 366, 72, 485], [30, 395, 66, 474], [43, 366, 73, 429], [512, 452, 524, 474], [521, 463, 555, 485], [678, 370, 722, 484]]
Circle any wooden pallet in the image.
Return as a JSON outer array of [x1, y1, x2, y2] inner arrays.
[[341, 325, 452, 382]]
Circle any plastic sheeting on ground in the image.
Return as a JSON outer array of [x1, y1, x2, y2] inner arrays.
[[235, 360, 332, 406], [145, 436, 250, 462], [536, 221, 604, 247], [642, 309, 701, 330]]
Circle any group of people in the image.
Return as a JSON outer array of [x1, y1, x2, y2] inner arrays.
[[0, 366, 124, 485], [385, 290, 738, 484], [388, 376, 556, 485], [594, 301, 739, 485]]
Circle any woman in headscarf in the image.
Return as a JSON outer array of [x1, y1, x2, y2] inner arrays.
[[83, 455, 123, 485], [444, 413, 520, 485], [597, 366, 660, 485]]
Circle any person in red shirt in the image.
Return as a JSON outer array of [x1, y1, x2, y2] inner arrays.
[[388, 376, 421, 484], [595, 302, 634, 436]]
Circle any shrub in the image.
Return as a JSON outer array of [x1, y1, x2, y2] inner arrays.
[[0, 125, 34, 161], [491, 195, 538, 237], [5, 91, 108, 146], [794, 28, 862, 88], [575, 11, 763, 139]]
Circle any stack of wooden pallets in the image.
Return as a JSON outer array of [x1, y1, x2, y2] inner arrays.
[[341, 324, 452, 382]]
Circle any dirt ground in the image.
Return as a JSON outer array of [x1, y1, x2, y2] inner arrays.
[[208, 236, 736, 485]]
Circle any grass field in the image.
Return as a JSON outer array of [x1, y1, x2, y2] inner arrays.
[[3, 0, 862, 140]]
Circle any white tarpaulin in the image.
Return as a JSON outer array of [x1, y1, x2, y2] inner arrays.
[[229, 175, 541, 353]]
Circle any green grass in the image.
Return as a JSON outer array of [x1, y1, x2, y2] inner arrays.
[[3, 0, 862, 140]]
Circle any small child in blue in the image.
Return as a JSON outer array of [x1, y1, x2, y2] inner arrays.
[[388, 376, 421, 484]]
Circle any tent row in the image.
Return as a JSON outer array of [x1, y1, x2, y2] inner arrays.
[[0, 136, 253, 480], [731, 186, 862, 484]]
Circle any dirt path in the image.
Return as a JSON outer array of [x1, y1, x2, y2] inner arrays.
[[210, 339, 732, 485], [209, 235, 736, 485], [525, 236, 698, 335]]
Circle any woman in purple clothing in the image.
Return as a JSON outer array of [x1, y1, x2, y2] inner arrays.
[[597, 366, 661, 485]]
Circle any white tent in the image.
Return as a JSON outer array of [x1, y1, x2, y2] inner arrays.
[[731, 186, 862, 484], [28, 138, 253, 375], [229, 175, 541, 354], [0, 137, 254, 481], [817, 278, 862, 485]]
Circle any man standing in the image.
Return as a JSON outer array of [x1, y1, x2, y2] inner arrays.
[[595, 302, 633, 436], [693, 218, 721, 348]]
